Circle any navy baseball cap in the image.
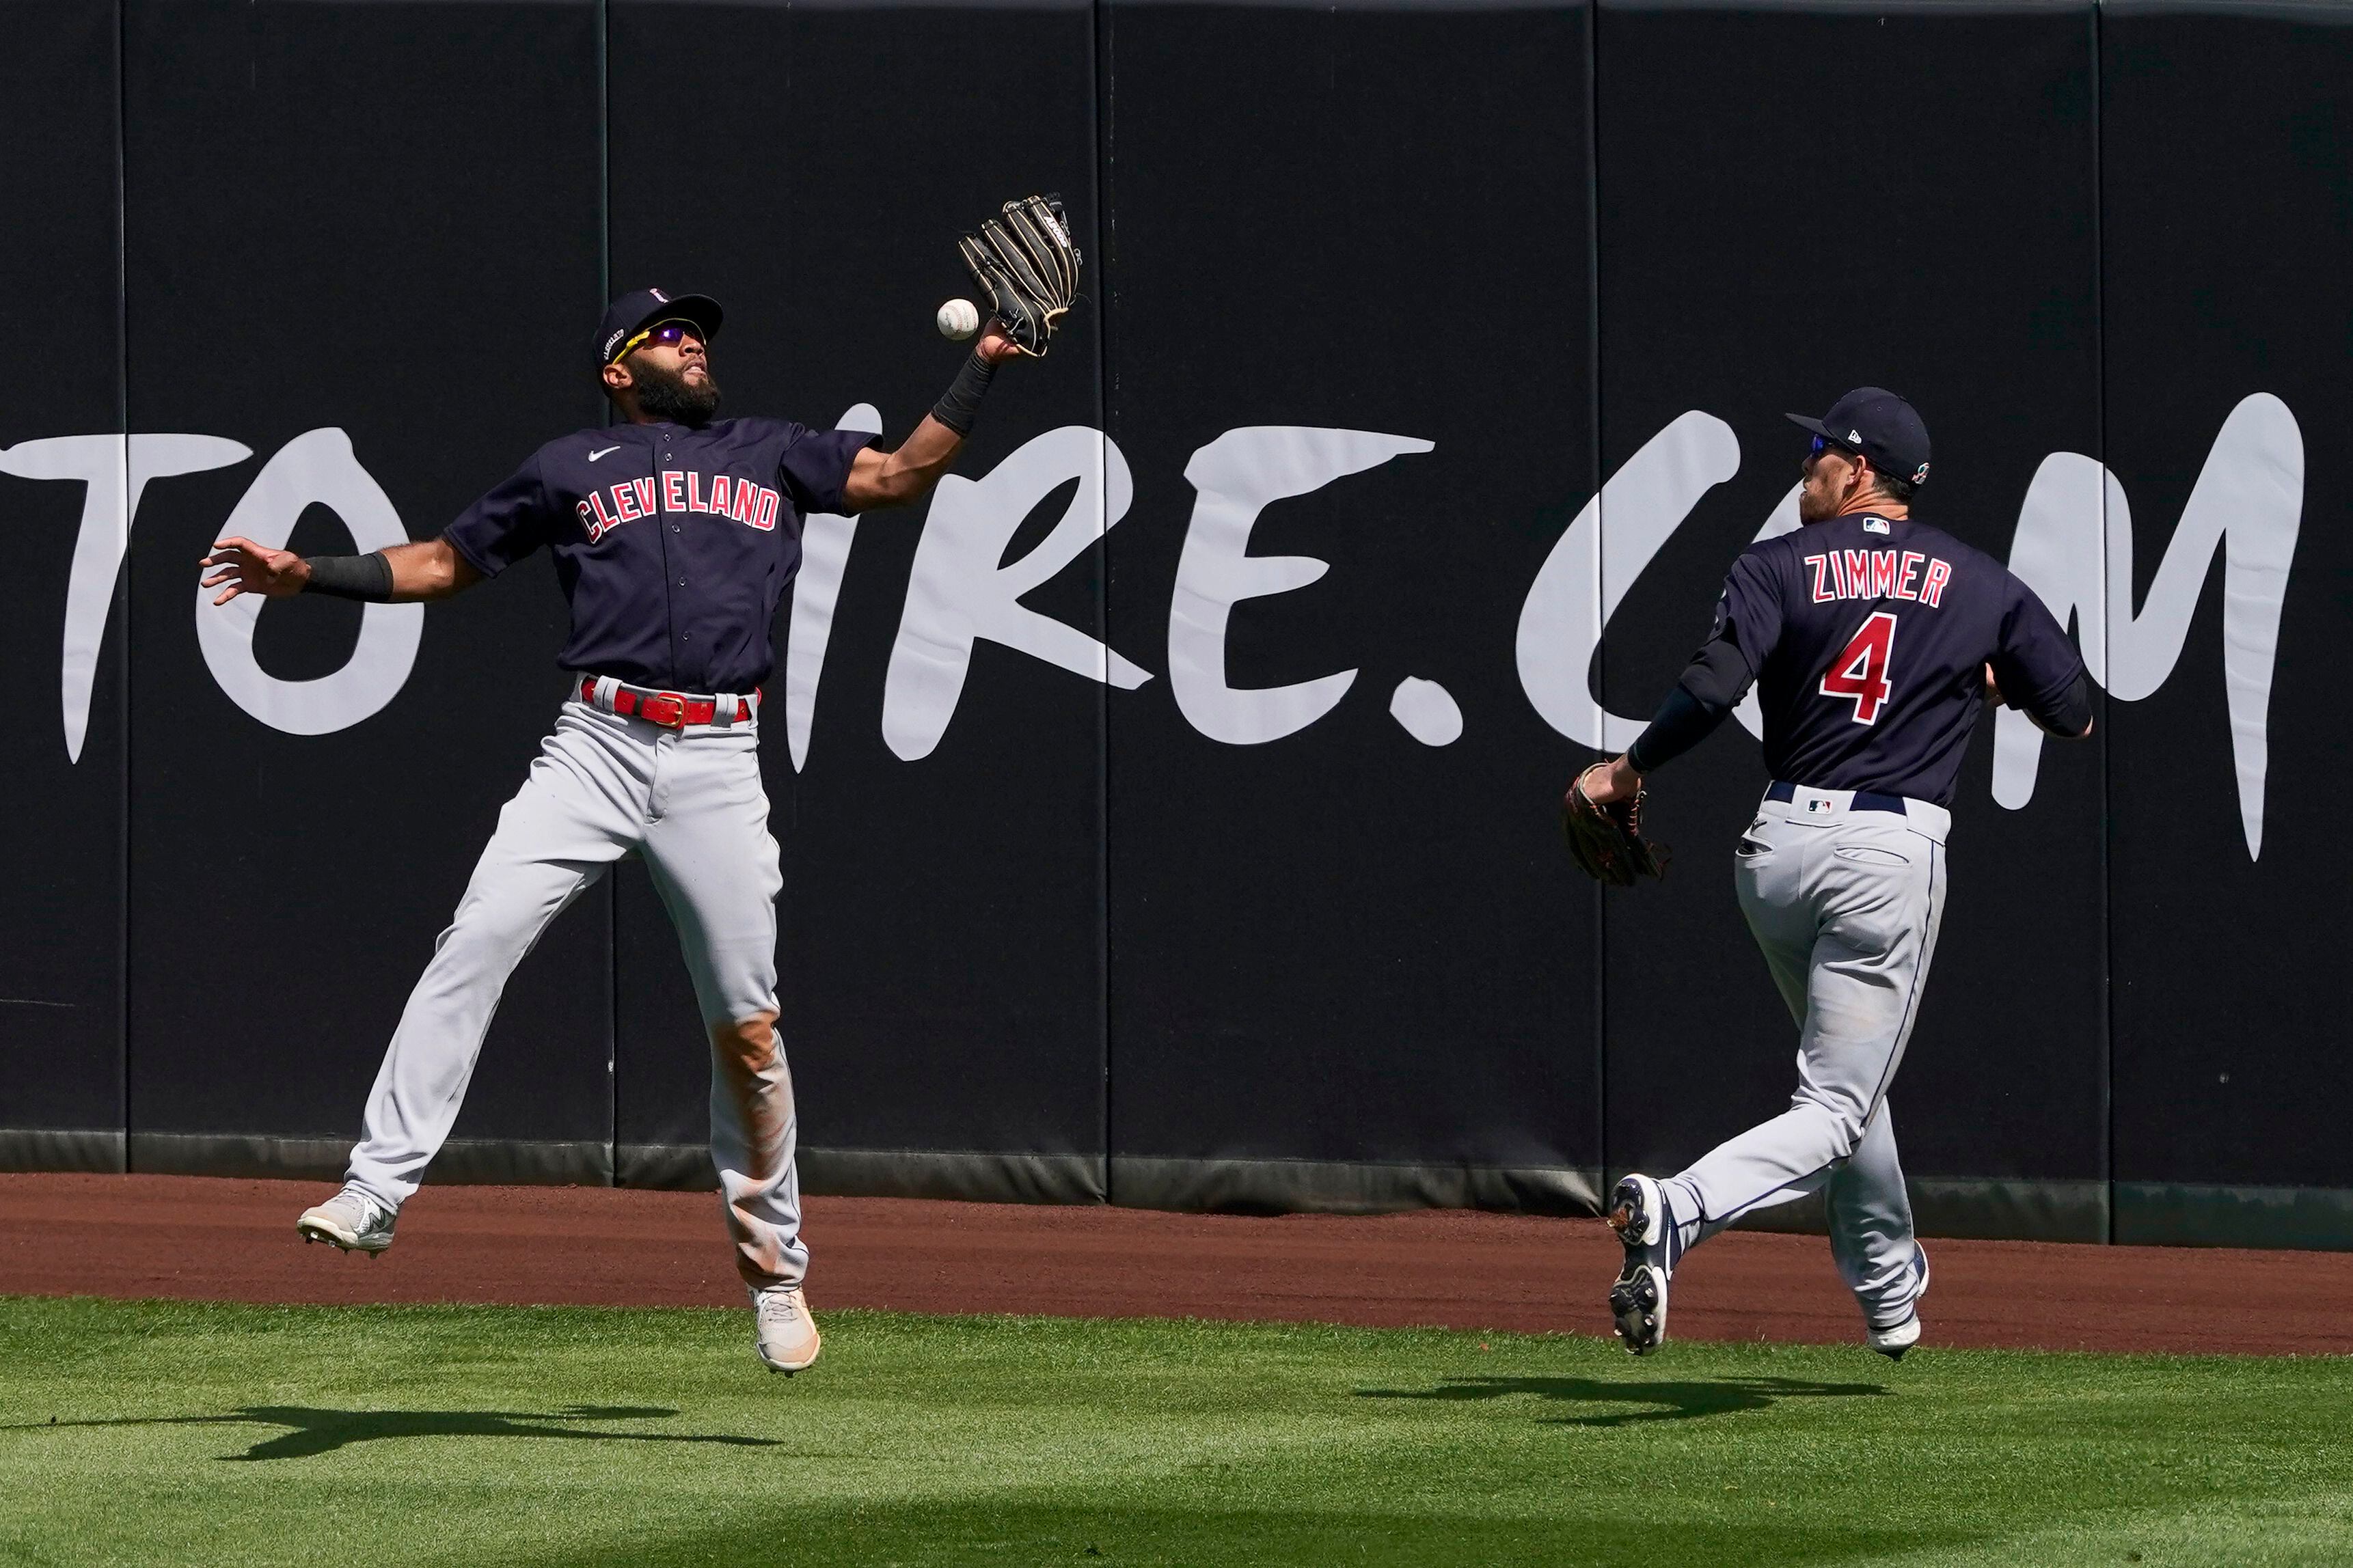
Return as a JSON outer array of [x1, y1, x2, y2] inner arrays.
[[1786, 387, 1931, 487], [597, 287, 723, 366]]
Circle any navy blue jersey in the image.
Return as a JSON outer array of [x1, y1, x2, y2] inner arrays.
[[444, 417, 873, 692], [1716, 512, 2083, 806]]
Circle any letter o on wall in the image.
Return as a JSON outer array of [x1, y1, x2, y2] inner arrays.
[[193, 428, 424, 735]]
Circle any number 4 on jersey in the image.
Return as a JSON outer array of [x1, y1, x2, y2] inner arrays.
[[1820, 610, 1899, 725]]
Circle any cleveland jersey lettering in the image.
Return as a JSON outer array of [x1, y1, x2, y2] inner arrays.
[[443, 416, 874, 693], [1714, 511, 2082, 806], [576, 471, 783, 542]]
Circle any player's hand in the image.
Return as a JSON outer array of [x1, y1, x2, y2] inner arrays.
[[975, 319, 1025, 364], [1573, 756, 1642, 809], [1981, 662, 2005, 706], [200, 537, 309, 606]]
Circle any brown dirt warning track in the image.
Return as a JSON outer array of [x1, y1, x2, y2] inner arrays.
[[4, 1172, 2350, 1356]]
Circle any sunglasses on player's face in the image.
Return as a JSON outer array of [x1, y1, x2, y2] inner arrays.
[[613, 319, 703, 362], [1805, 434, 1859, 467]]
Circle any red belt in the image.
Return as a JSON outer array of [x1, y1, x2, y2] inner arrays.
[[577, 676, 760, 730]]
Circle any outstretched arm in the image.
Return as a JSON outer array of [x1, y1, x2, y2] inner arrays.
[[1577, 629, 1756, 808], [840, 325, 1025, 511], [200, 536, 482, 606], [841, 415, 967, 512]]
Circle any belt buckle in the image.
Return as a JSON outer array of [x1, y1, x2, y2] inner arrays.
[[640, 691, 688, 729]]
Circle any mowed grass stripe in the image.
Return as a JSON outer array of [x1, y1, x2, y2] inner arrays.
[[0, 1297, 2345, 1567]]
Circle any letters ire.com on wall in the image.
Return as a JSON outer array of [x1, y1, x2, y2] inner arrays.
[[5, 394, 2298, 859]]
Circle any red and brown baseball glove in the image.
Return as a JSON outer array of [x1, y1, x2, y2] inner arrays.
[[1562, 765, 1670, 887]]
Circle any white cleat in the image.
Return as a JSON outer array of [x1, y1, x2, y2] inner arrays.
[[750, 1284, 821, 1375], [295, 1184, 396, 1254], [1868, 1244, 1931, 1360], [1868, 1315, 1922, 1360], [1607, 1173, 1672, 1356]]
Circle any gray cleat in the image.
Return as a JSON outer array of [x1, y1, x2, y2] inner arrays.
[[295, 1184, 396, 1254]]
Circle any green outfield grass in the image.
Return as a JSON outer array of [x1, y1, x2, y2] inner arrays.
[[1, 1297, 2347, 1567]]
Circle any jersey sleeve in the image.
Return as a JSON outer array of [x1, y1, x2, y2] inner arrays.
[[1989, 572, 2089, 724], [777, 425, 880, 517], [1622, 551, 1781, 773], [442, 452, 560, 578], [1713, 545, 1786, 670]]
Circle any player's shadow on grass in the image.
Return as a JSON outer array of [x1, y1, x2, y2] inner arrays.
[[16, 1405, 782, 1461], [1357, 1375, 1887, 1428]]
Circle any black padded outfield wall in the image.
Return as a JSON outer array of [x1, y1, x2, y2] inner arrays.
[[1097, 0, 1603, 1211], [1, 0, 2349, 1251], [0, 0, 124, 1170], [2099, 3, 2353, 1248]]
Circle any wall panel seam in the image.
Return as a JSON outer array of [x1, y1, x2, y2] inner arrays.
[[2092, 0, 2114, 1246], [114, 0, 132, 1174], [1586, 0, 1608, 1192], [1093, 0, 1117, 1205]]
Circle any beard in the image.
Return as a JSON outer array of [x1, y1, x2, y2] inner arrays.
[[632, 359, 721, 427], [1797, 462, 1851, 523]]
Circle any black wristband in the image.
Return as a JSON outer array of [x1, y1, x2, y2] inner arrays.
[[930, 350, 997, 437], [302, 552, 394, 603]]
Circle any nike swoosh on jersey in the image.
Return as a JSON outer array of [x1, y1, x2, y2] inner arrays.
[[588, 445, 621, 461]]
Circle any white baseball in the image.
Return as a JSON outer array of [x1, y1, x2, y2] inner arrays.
[[936, 298, 980, 340]]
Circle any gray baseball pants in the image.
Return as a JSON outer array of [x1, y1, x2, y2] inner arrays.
[[1658, 785, 1950, 1329], [344, 693, 804, 1291]]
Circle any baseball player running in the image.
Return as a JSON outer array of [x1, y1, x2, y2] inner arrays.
[[1566, 389, 2092, 1359], [199, 271, 1044, 1375]]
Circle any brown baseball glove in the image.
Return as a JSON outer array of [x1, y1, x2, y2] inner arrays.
[[1562, 765, 1670, 887]]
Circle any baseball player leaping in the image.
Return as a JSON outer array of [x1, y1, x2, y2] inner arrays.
[[200, 234, 1063, 1375], [1564, 389, 2093, 1360]]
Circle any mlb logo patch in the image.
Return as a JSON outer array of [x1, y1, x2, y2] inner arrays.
[[1864, 518, 1890, 535], [1806, 797, 1834, 814]]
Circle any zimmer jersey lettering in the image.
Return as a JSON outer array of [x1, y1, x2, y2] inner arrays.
[[1803, 547, 1954, 607]]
